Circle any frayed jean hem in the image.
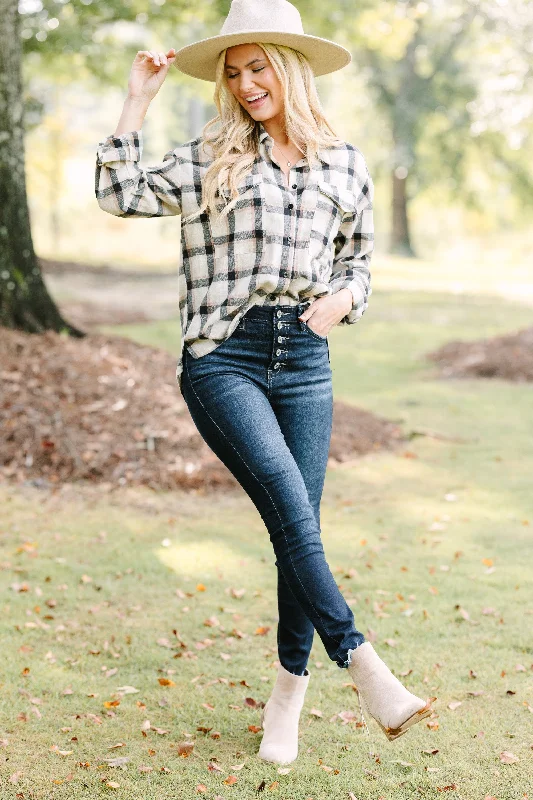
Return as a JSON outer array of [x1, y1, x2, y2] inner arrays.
[[335, 638, 367, 669]]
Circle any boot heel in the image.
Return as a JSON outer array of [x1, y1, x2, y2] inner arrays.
[[375, 696, 437, 741]]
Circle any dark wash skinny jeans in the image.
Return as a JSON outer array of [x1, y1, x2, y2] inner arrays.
[[180, 301, 366, 676]]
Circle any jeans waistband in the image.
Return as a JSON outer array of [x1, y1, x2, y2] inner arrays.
[[245, 299, 312, 320]]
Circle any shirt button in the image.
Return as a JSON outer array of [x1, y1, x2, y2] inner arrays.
[[292, 184, 297, 189], [288, 203, 293, 210], [287, 237, 292, 243]]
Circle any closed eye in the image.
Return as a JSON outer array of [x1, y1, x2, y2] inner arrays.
[[227, 67, 265, 79]]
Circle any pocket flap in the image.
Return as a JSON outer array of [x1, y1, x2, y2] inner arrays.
[[317, 181, 358, 215]]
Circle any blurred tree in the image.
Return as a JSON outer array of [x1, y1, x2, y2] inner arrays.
[[302, 0, 533, 256], [1, 0, 205, 334], [0, 0, 82, 333]]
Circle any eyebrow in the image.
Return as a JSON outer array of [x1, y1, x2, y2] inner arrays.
[[225, 58, 266, 71]]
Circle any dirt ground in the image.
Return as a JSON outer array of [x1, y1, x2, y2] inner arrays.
[[40, 256, 181, 325], [0, 328, 405, 491], [426, 326, 533, 382]]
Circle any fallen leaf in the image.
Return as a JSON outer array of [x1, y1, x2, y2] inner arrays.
[[499, 751, 519, 764], [104, 757, 130, 768]]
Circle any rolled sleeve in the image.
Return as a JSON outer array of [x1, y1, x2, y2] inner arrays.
[[95, 129, 182, 217]]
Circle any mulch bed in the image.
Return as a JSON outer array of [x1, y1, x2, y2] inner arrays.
[[426, 326, 533, 383], [0, 327, 406, 492]]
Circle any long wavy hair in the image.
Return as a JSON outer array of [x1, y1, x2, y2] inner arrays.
[[181, 43, 344, 224]]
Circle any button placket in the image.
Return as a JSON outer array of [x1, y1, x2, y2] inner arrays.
[[270, 309, 294, 374]]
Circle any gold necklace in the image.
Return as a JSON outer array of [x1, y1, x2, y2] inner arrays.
[[273, 138, 296, 168]]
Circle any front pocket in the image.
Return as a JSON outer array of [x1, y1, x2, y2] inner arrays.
[[300, 319, 328, 342], [210, 173, 263, 256]]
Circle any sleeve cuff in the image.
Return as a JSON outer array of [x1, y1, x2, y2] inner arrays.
[[96, 130, 143, 166], [329, 277, 370, 324]]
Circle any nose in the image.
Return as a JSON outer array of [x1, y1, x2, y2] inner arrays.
[[238, 74, 258, 95]]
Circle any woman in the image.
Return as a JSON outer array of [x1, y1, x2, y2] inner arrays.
[[96, 0, 436, 766]]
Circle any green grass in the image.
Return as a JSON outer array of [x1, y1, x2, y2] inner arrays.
[[2, 279, 533, 799]]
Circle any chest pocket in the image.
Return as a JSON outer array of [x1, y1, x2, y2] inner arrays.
[[316, 182, 358, 220], [210, 172, 264, 256], [309, 181, 358, 266]]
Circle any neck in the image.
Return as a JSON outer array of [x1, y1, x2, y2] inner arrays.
[[260, 115, 290, 146]]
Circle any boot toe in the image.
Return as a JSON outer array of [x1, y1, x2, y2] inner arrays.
[[258, 743, 297, 764]]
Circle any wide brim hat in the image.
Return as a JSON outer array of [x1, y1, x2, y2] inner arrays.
[[173, 0, 351, 82]]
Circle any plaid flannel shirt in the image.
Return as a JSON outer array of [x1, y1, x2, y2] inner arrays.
[[95, 122, 374, 390]]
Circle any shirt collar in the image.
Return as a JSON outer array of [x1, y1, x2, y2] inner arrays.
[[258, 122, 330, 165]]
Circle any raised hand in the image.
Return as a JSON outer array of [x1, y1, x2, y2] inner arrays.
[[127, 48, 177, 103]]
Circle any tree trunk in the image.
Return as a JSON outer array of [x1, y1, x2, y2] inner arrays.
[[0, 0, 83, 336], [389, 169, 415, 257]]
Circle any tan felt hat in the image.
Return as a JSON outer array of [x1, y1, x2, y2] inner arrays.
[[173, 0, 351, 82]]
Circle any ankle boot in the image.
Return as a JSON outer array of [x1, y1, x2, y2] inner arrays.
[[258, 663, 311, 764], [346, 642, 436, 741]]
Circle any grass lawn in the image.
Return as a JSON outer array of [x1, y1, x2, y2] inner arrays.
[[1, 266, 532, 799]]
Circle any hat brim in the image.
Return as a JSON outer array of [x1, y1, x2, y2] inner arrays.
[[173, 31, 351, 82]]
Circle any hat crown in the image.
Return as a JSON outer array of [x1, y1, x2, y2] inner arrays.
[[220, 0, 305, 36]]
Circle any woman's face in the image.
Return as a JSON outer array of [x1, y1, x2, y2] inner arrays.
[[224, 43, 284, 123]]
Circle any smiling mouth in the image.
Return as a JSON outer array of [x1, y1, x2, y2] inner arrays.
[[245, 92, 269, 107]]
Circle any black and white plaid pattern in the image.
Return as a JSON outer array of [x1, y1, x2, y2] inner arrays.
[[95, 122, 374, 389]]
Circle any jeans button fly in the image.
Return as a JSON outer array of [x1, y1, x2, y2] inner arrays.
[[276, 349, 281, 355], [276, 310, 282, 318], [274, 363, 281, 369], [277, 321, 283, 329]]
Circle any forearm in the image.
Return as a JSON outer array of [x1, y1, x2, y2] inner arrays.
[[95, 126, 183, 217], [113, 95, 151, 136]]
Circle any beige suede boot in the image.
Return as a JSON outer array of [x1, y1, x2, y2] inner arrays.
[[347, 642, 436, 741], [258, 663, 311, 764]]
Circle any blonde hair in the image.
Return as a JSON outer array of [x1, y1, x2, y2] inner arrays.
[[182, 43, 344, 224]]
